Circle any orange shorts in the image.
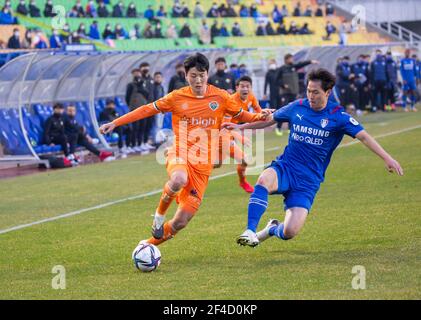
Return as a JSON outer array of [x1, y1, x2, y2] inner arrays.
[[166, 153, 209, 213]]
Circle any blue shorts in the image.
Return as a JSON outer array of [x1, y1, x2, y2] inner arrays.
[[268, 161, 318, 213], [403, 81, 416, 91]]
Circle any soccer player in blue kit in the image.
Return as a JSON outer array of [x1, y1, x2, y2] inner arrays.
[[400, 49, 418, 112], [223, 69, 404, 247]]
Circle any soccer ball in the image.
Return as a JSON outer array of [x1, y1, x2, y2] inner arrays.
[[132, 243, 161, 272]]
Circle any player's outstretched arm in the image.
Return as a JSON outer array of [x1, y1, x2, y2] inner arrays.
[[355, 130, 404, 176], [221, 114, 276, 131], [99, 103, 160, 134]]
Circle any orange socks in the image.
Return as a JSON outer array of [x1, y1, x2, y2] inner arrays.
[[147, 222, 177, 246], [237, 164, 246, 184], [156, 182, 178, 215]]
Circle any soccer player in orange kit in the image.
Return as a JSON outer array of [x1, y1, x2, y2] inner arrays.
[[215, 75, 262, 193], [99, 53, 269, 246]]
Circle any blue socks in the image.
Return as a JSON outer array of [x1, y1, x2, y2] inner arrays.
[[247, 185, 268, 232], [269, 223, 289, 240]]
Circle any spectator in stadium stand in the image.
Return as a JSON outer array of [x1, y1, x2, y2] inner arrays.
[[325, 2, 335, 16], [29, 0, 41, 17], [229, 64, 240, 80], [385, 51, 398, 110], [77, 23, 87, 37], [303, 5, 312, 17], [181, 2, 190, 17], [226, 4, 237, 17], [199, 20, 211, 45], [238, 64, 249, 78], [179, 23, 192, 38], [143, 22, 154, 39], [352, 54, 371, 111], [338, 21, 348, 45], [265, 21, 276, 36], [239, 5, 248, 17], [207, 2, 219, 18], [289, 21, 300, 35], [156, 5, 167, 18], [44, 103, 70, 157], [62, 24, 72, 43], [64, 104, 114, 163], [86, 0, 97, 18], [232, 22, 243, 37], [71, 31, 81, 44], [21, 29, 33, 49], [166, 24, 178, 42], [325, 21, 336, 40], [168, 63, 188, 93], [127, 2, 137, 18], [115, 24, 128, 40], [210, 20, 220, 43], [249, 4, 258, 18], [272, 5, 282, 24], [193, 1, 204, 18], [97, 1, 109, 18], [154, 22, 163, 38], [16, 0, 28, 16], [0, 40, 6, 49], [1, 6, 17, 24], [144, 4, 155, 20], [220, 23, 229, 37], [264, 59, 279, 109], [256, 22, 265, 36], [218, 3, 228, 17], [99, 99, 131, 157], [299, 23, 312, 35], [102, 23, 114, 39], [7, 28, 21, 49], [371, 49, 388, 111], [112, 1, 124, 18], [208, 57, 236, 93], [172, 2, 183, 18], [277, 22, 288, 35], [315, 5, 323, 17], [44, 0, 54, 17], [89, 21, 100, 40], [73, 0, 85, 17], [293, 2, 301, 16], [33, 29, 48, 49], [129, 23, 141, 39], [50, 29, 64, 49], [335, 55, 353, 107], [280, 4, 289, 17]]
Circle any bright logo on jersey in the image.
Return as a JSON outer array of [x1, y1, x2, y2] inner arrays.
[[209, 101, 219, 111], [321, 119, 329, 128], [350, 117, 359, 126]]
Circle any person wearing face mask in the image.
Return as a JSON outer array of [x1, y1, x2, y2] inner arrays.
[[49, 29, 63, 49], [77, 23, 87, 36], [33, 29, 48, 49], [8, 28, 21, 49], [138, 62, 156, 152], [114, 24, 127, 40], [29, 0, 41, 17], [352, 54, 371, 112], [89, 21, 100, 40], [72, 0, 85, 17], [44, 103, 69, 156], [44, 0, 54, 17], [168, 63, 188, 93], [370, 49, 387, 112], [208, 57, 236, 93], [112, 1, 123, 18], [385, 51, 398, 111], [97, 0, 109, 18], [102, 23, 114, 39], [16, 0, 28, 16], [126, 2, 136, 18], [207, 2, 219, 18], [264, 59, 279, 110], [65, 105, 114, 163], [86, 0, 97, 18], [335, 56, 354, 108]]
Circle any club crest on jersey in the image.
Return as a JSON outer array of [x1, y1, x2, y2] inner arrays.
[[320, 119, 329, 128], [209, 101, 219, 111]]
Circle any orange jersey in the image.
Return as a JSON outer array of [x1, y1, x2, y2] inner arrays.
[[225, 92, 262, 124], [113, 85, 262, 175]]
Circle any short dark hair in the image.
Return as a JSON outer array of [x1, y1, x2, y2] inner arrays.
[[154, 71, 162, 76], [105, 98, 114, 105], [284, 53, 293, 61], [236, 75, 252, 86], [131, 68, 141, 74], [184, 53, 209, 74], [139, 62, 150, 69], [53, 103, 64, 110], [215, 57, 226, 64], [307, 68, 336, 92], [175, 62, 184, 69]]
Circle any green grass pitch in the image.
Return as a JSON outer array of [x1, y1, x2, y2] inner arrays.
[[0, 111, 420, 299]]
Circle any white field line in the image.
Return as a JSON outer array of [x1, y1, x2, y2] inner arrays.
[[1, 124, 420, 236]]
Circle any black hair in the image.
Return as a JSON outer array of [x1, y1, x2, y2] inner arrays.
[[183, 53, 209, 74], [154, 71, 162, 76], [284, 53, 293, 61], [236, 75, 252, 86], [215, 57, 226, 64], [175, 62, 184, 69], [307, 68, 336, 92], [139, 62, 150, 68], [53, 102, 64, 110]]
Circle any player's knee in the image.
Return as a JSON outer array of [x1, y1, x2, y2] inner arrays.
[[170, 173, 187, 190], [256, 175, 272, 190]]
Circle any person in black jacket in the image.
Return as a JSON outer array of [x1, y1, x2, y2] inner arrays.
[[263, 59, 278, 109], [65, 104, 113, 162], [7, 28, 21, 49], [44, 103, 69, 156], [168, 63, 188, 93], [16, 0, 28, 16], [44, 0, 54, 17], [29, 0, 41, 17], [208, 57, 236, 93]]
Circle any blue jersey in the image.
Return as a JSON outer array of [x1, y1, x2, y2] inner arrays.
[[273, 98, 364, 190], [400, 58, 417, 82]]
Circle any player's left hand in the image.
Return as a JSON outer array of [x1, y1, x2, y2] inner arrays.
[[385, 157, 403, 176], [221, 122, 239, 130]]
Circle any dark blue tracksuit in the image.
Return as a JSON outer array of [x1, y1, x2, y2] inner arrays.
[[335, 61, 352, 106], [371, 55, 387, 110], [385, 57, 398, 105], [352, 60, 370, 110]]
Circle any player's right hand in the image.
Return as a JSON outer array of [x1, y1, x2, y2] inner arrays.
[[221, 122, 239, 131], [385, 157, 403, 176], [99, 122, 116, 134]]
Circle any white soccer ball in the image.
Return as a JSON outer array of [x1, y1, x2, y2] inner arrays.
[[132, 243, 161, 272]]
